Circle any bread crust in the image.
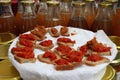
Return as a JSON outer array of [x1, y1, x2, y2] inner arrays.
[[16, 41, 35, 48], [36, 43, 54, 51], [54, 63, 74, 70], [14, 55, 36, 64], [57, 41, 75, 46], [84, 57, 110, 66], [37, 53, 60, 64]]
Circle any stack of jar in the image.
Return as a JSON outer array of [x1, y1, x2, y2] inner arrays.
[[1, 0, 120, 37]]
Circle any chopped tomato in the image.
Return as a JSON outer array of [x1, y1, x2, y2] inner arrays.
[[57, 37, 75, 44], [19, 34, 36, 40], [16, 52, 34, 59], [40, 40, 53, 46], [43, 51, 56, 61], [92, 44, 111, 52], [79, 45, 88, 55], [12, 47, 33, 53], [87, 54, 103, 62], [56, 45, 72, 55], [19, 39, 33, 47], [67, 51, 83, 62], [55, 59, 68, 65]]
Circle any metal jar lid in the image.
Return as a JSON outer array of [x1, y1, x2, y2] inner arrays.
[[21, 0, 34, 5], [99, 2, 112, 7], [0, 0, 11, 3], [72, 1, 86, 7], [46, 1, 60, 6], [85, 0, 95, 2], [105, 0, 118, 3]]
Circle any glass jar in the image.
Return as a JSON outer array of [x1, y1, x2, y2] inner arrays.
[[60, 0, 72, 26], [112, 0, 120, 36], [68, 1, 89, 29], [0, 0, 17, 38], [91, 2, 113, 36], [20, 0, 38, 34], [15, 0, 23, 35], [37, 0, 47, 26], [84, 0, 96, 29], [45, 1, 61, 27]]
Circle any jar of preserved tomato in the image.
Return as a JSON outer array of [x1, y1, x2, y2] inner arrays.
[[0, 0, 17, 43], [68, 1, 89, 29], [45, 0, 61, 27], [20, 0, 38, 33], [91, 2, 113, 36]]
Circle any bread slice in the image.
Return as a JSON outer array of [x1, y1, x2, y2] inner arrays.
[[31, 30, 46, 41], [16, 41, 35, 48], [14, 55, 36, 64], [19, 34, 36, 44], [36, 40, 54, 51], [91, 51, 111, 56], [54, 59, 74, 70], [48, 27, 60, 37], [54, 45, 73, 57], [60, 26, 69, 36], [57, 37, 75, 46], [11, 47, 33, 55], [37, 51, 60, 64], [84, 56, 110, 66]]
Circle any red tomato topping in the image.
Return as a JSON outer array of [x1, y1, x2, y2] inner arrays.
[[19, 34, 36, 40], [55, 59, 68, 65], [56, 45, 72, 55], [92, 44, 111, 52], [67, 51, 83, 62], [40, 40, 53, 46], [12, 47, 33, 53], [19, 39, 33, 47], [87, 54, 104, 62], [43, 51, 56, 61], [16, 52, 34, 59], [79, 45, 88, 55], [57, 37, 75, 44]]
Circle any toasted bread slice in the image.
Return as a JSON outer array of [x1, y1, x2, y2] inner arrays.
[[11, 47, 33, 55], [57, 37, 75, 46], [36, 40, 54, 51], [84, 54, 110, 66], [54, 45, 73, 57], [14, 55, 36, 64], [91, 51, 111, 56], [60, 26, 69, 36], [31, 30, 46, 41], [48, 27, 60, 37], [16, 41, 35, 48], [54, 59, 74, 70], [37, 51, 60, 64], [19, 34, 36, 44]]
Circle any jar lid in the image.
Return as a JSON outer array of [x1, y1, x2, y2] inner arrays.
[[46, 1, 60, 6], [85, 0, 95, 2], [72, 1, 86, 7], [61, 0, 72, 2], [21, 0, 34, 4], [99, 2, 112, 7], [0, 0, 11, 3], [105, 0, 118, 3]]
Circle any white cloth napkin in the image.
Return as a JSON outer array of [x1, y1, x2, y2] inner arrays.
[[8, 26, 118, 80]]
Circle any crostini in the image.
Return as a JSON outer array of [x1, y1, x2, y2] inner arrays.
[[48, 27, 60, 37], [36, 40, 54, 51], [57, 37, 75, 46], [14, 52, 36, 64], [60, 26, 69, 36], [84, 54, 110, 66], [37, 51, 60, 64]]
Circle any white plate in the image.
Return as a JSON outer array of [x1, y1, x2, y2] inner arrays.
[[8, 26, 118, 80]]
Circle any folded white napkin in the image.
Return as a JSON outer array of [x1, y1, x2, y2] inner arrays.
[[8, 26, 118, 80]]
